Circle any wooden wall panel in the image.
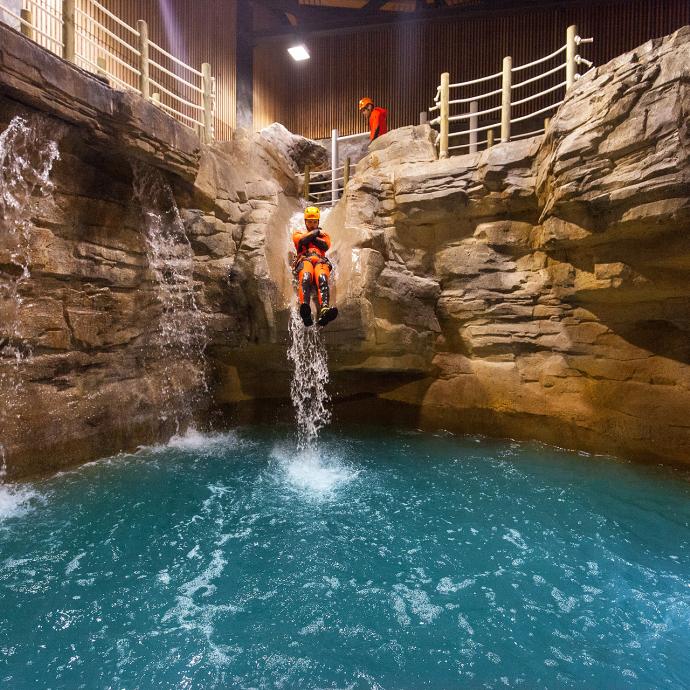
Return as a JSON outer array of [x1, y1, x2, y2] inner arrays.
[[254, 0, 690, 139], [103, 0, 236, 140]]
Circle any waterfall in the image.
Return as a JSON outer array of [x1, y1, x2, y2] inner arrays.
[[0, 117, 59, 479], [286, 209, 333, 450], [287, 306, 332, 449], [132, 162, 207, 433]]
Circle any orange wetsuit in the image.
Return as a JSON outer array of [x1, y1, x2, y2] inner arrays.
[[369, 106, 388, 141], [292, 228, 332, 307]]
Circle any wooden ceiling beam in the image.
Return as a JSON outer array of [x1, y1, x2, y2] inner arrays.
[[253, 0, 622, 40]]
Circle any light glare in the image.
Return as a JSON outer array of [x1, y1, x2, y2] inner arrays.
[[288, 44, 310, 61]]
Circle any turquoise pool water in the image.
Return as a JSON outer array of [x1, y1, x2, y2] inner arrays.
[[1, 427, 689, 689]]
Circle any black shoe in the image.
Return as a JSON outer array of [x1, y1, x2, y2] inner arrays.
[[317, 306, 338, 327], [299, 303, 313, 327]]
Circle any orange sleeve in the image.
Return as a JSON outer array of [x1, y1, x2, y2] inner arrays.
[[320, 233, 331, 250], [369, 109, 380, 141], [292, 231, 305, 251]]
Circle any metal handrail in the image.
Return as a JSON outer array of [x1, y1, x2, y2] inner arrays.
[[148, 39, 204, 77], [149, 77, 203, 110], [75, 27, 141, 76], [511, 80, 566, 107], [512, 44, 566, 72], [26, 0, 62, 23], [75, 6, 139, 56], [89, 0, 138, 36], [149, 58, 202, 93]]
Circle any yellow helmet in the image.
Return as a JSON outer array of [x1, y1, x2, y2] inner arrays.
[[359, 97, 374, 111], [304, 206, 320, 221]]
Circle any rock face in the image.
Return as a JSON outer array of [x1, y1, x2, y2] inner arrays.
[[311, 26, 689, 465], [215, 26, 690, 466], [2, 19, 689, 477], [0, 23, 325, 478]]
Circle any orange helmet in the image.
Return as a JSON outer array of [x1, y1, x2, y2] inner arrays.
[[304, 206, 320, 221], [358, 97, 374, 111]]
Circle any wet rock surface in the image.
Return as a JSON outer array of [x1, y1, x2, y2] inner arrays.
[[2, 22, 689, 475], [309, 26, 690, 465]]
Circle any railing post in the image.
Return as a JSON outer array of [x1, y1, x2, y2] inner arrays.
[[62, 0, 75, 63], [96, 55, 107, 78], [331, 128, 338, 205], [20, 9, 33, 40], [566, 24, 578, 91], [303, 166, 311, 199], [544, 117, 551, 132], [137, 19, 149, 98], [343, 157, 350, 189], [501, 56, 512, 143], [469, 100, 478, 154], [487, 129, 494, 149], [211, 76, 217, 140], [202, 63, 213, 143], [152, 92, 161, 106], [419, 111, 428, 125], [439, 72, 450, 159]]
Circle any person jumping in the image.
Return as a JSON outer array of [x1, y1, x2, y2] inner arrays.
[[292, 206, 338, 328]]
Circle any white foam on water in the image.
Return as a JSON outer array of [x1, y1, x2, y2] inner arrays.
[[269, 443, 359, 500], [0, 484, 40, 523], [161, 549, 241, 667], [64, 551, 86, 575], [144, 428, 243, 459]]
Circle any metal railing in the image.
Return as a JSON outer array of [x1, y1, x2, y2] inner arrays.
[[429, 25, 593, 158], [301, 129, 369, 207], [0, 0, 215, 141]]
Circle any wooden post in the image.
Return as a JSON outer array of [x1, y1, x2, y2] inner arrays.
[[439, 72, 450, 159], [331, 128, 338, 205], [544, 117, 551, 133], [202, 63, 213, 143], [152, 92, 160, 106], [137, 19, 149, 98], [62, 0, 75, 63], [343, 157, 350, 188], [469, 100, 478, 154], [501, 56, 512, 143], [566, 24, 578, 91], [20, 9, 33, 40], [303, 166, 311, 199], [96, 56, 107, 77], [487, 129, 495, 149], [419, 111, 428, 125]]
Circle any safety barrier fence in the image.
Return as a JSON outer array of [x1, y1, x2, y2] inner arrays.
[[0, 0, 215, 141], [301, 130, 369, 207], [429, 25, 593, 158]]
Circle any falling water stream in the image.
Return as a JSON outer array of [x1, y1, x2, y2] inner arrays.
[[0, 116, 59, 479], [132, 162, 207, 433]]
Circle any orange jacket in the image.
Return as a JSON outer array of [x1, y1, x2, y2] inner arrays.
[[292, 229, 331, 261], [369, 106, 388, 141]]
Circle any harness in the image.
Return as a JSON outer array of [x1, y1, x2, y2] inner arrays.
[[292, 245, 333, 273]]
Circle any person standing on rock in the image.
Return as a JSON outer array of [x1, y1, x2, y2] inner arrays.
[[359, 97, 388, 142], [292, 206, 338, 328]]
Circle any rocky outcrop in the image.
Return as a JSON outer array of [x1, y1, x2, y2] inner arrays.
[[0, 24, 326, 479], [2, 18, 689, 476], [214, 26, 690, 466], [322, 26, 690, 465]]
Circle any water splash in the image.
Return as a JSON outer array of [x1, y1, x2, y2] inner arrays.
[[0, 116, 59, 479], [285, 208, 334, 451], [131, 162, 207, 433], [287, 307, 332, 449]]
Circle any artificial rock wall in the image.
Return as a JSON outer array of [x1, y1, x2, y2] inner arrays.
[[2, 20, 689, 477], [0, 23, 325, 478], [216, 26, 690, 466]]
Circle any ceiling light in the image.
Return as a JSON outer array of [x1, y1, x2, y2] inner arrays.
[[288, 44, 310, 61]]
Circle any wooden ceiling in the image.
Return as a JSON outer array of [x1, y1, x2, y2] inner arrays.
[[251, 0, 607, 38]]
